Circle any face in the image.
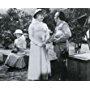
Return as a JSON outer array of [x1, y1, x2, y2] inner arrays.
[[54, 12, 59, 22], [15, 33, 22, 38], [37, 14, 44, 22]]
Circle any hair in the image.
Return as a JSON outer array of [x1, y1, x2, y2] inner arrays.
[[58, 11, 66, 21], [34, 11, 43, 19]]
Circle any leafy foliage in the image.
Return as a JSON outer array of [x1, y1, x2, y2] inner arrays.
[[0, 8, 90, 49], [0, 8, 32, 49]]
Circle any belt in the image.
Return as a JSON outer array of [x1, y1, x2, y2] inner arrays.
[[53, 41, 66, 45]]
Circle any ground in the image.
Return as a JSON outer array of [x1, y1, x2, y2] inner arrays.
[[0, 67, 27, 81]]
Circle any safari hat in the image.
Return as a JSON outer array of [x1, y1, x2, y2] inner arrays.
[[14, 29, 23, 35]]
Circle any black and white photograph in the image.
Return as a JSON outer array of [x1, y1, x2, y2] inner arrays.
[[0, 8, 90, 81]]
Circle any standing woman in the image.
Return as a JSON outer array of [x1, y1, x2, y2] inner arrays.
[[28, 9, 51, 81]]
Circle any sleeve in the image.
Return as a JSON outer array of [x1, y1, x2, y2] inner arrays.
[[44, 24, 51, 43], [28, 24, 42, 47], [14, 39, 17, 48], [46, 29, 50, 41], [14, 39, 16, 46], [54, 23, 72, 43], [16, 38, 26, 50], [28, 24, 34, 40], [22, 39, 26, 49], [62, 23, 72, 38]]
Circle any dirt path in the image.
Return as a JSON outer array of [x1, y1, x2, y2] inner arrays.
[[0, 67, 27, 81]]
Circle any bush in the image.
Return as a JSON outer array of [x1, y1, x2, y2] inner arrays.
[[0, 8, 32, 49]]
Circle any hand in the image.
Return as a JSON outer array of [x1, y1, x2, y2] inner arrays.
[[53, 37, 58, 42], [53, 39, 59, 43], [11, 48, 18, 53], [41, 42, 46, 47], [53, 37, 62, 43]]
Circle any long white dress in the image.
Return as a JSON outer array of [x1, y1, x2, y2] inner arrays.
[[28, 19, 51, 80]]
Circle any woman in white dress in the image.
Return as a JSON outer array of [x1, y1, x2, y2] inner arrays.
[[27, 9, 51, 80]]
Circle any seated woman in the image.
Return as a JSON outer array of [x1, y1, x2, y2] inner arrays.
[[1, 29, 26, 72]]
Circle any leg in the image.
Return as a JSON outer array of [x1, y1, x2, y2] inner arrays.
[[59, 50, 68, 81]]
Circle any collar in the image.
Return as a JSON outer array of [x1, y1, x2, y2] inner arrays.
[[56, 20, 64, 26]]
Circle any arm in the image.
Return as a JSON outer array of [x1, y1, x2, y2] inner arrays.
[[14, 38, 26, 52], [54, 23, 72, 43], [28, 25, 42, 47], [62, 23, 72, 38], [44, 24, 52, 44], [17, 40, 26, 51], [45, 29, 51, 43]]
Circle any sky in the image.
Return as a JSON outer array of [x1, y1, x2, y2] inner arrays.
[[0, 8, 9, 14], [0, 8, 36, 15], [0, 8, 67, 15]]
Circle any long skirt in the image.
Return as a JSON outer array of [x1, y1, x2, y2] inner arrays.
[[5, 53, 26, 69], [27, 43, 51, 80]]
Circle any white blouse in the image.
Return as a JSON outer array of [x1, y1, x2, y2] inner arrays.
[[14, 35, 26, 50]]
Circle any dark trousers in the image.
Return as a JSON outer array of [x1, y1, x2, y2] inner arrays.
[[50, 60, 60, 80], [54, 44, 68, 80], [58, 56, 68, 80]]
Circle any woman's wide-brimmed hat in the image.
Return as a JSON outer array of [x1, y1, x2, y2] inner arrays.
[[14, 29, 23, 35], [34, 9, 43, 18]]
